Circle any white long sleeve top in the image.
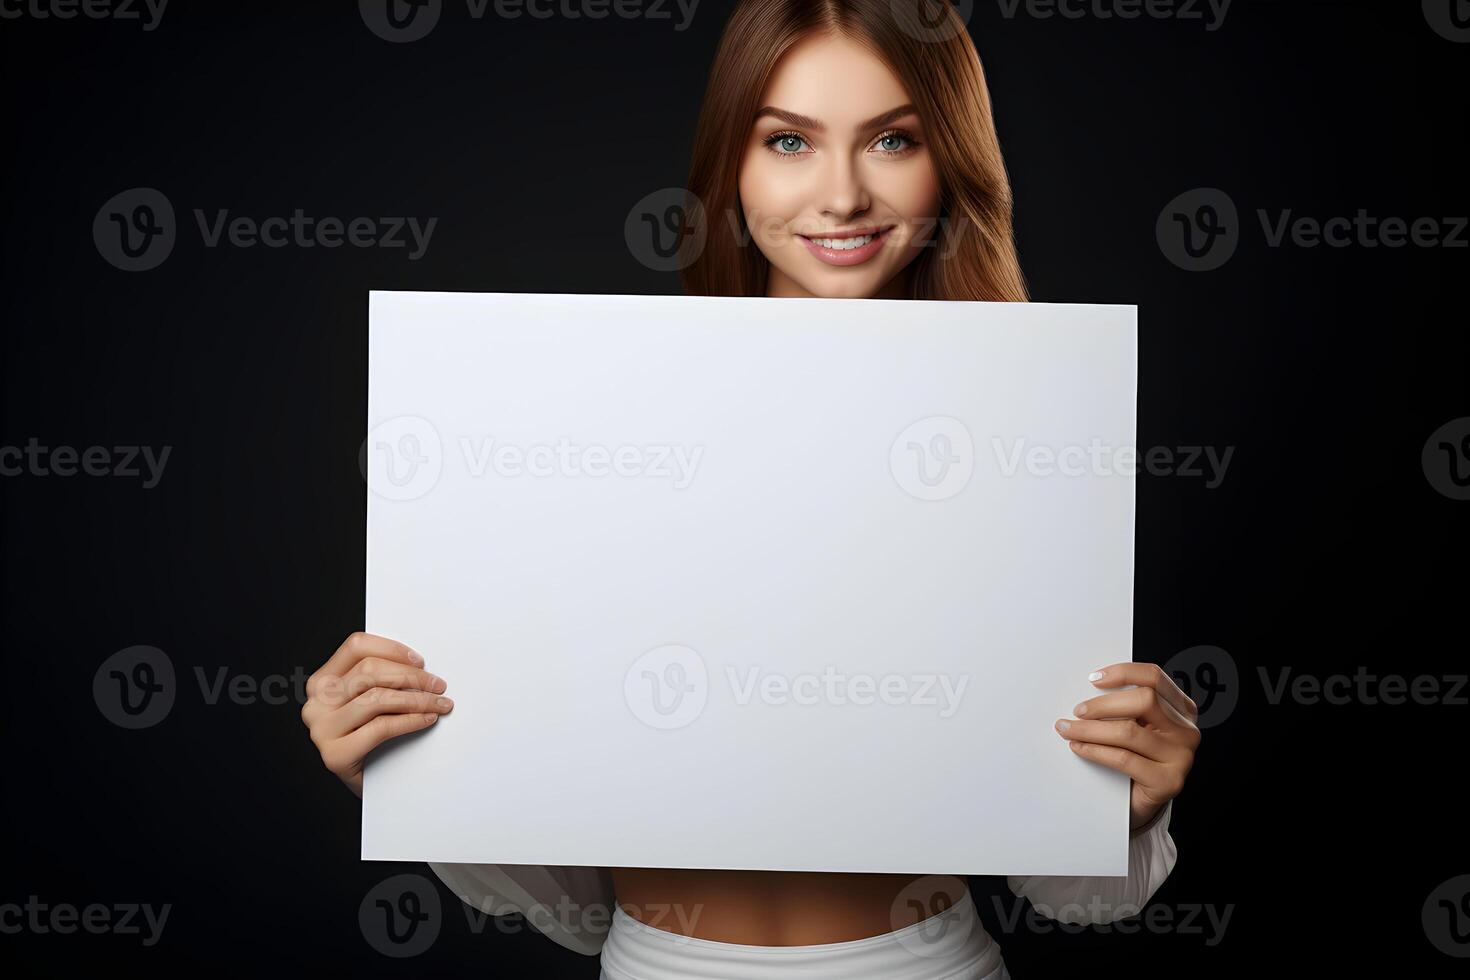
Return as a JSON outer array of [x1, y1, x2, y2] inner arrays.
[[427, 798, 1178, 956]]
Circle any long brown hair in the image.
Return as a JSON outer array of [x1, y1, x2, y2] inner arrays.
[[678, 0, 1028, 302]]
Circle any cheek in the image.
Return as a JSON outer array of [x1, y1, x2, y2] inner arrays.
[[875, 160, 942, 224], [740, 153, 813, 226]]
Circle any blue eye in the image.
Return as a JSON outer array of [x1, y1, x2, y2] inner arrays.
[[873, 131, 916, 154], [765, 132, 809, 155]]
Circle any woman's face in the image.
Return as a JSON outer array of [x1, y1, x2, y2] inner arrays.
[[738, 31, 942, 300]]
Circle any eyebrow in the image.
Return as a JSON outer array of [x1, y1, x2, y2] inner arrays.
[[752, 103, 918, 133]]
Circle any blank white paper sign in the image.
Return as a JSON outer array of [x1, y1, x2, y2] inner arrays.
[[361, 290, 1137, 876]]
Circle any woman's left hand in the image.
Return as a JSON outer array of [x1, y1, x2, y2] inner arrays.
[[1055, 662, 1201, 831]]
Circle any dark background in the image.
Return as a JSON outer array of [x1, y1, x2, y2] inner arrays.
[[2, 0, 1465, 976]]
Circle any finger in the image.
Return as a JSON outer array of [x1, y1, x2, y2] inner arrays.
[[309, 632, 424, 697], [316, 687, 455, 741], [329, 710, 442, 771], [1065, 739, 1172, 786], [314, 657, 447, 709], [1054, 717, 1191, 765], [1087, 662, 1197, 723], [1074, 684, 1193, 733]]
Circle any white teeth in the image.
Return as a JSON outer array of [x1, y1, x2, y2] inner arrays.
[[813, 234, 874, 250]]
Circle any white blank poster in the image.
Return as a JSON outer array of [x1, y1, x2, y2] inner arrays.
[[361, 290, 1137, 877]]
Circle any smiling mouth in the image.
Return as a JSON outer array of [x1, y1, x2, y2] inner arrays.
[[796, 225, 894, 266]]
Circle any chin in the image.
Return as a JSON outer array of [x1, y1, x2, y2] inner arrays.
[[791, 269, 891, 300]]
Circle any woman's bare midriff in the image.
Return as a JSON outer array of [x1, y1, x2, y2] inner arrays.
[[609, 868, 968, 945]]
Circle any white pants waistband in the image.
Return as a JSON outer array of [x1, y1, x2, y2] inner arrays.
[[598, 888, 1008, 980]]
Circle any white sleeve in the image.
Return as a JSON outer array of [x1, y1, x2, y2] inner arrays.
[[428, 862, 615, 956], [1004, 798, 1177, 925]]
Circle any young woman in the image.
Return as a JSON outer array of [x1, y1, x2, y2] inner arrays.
[[301, 1, 1201, 976]]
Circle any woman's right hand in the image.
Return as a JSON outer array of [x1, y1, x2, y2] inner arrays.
[[300, 631, 453, 798]]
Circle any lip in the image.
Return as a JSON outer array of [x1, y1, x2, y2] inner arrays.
[[796, 225, 893, 267]]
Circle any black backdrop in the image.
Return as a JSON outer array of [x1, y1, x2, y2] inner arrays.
[[2, 1, 1466, 976]]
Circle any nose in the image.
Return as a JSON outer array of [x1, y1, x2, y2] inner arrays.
[[818, 151, 871, 224]]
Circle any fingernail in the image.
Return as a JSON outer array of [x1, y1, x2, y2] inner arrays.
[[436, 697, 453, 710], [410, 651, 425, 666], [1074, 703, 1088, 716], [423, 713, 438, 723], [1088, 670, 1105, 681], [1055, 719, 1071, 732], [429, 675, 447, 694]]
